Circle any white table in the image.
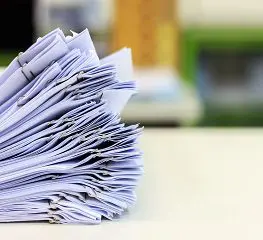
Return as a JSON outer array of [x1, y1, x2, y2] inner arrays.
[[2, 129, 263, 240]]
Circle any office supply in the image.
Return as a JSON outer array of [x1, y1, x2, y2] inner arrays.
[[0, 28, 143, 224]]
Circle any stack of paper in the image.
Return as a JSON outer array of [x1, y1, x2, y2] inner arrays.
[[0, 29, 143, 224]]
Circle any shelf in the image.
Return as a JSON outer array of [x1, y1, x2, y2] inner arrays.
[[122, 94, 201, 125]]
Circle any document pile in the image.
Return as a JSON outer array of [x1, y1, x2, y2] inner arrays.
[[0, 29, 143, 224]]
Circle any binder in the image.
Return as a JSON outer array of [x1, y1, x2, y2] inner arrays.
[[0, 28, 143, 224]]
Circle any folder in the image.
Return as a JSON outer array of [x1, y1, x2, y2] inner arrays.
[[0, 28, 143, 224]]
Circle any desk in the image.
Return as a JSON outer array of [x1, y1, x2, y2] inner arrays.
[[1, 129, 263, 239]]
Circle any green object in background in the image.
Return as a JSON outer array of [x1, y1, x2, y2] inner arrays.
[[180, 28, 263, 126], [0, 52, 18, 66], [181, 28, 263, 85]]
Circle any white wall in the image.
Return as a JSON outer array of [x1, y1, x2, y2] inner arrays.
[[178, 0, 263, 26]]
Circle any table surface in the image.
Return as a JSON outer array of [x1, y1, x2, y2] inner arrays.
[[2, 128, 263, 240]]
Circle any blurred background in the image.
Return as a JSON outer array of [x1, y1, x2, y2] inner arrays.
[[3, 0, 263, 127]]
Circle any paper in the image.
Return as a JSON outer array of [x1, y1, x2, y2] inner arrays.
[[0, 29, 143, 224]]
